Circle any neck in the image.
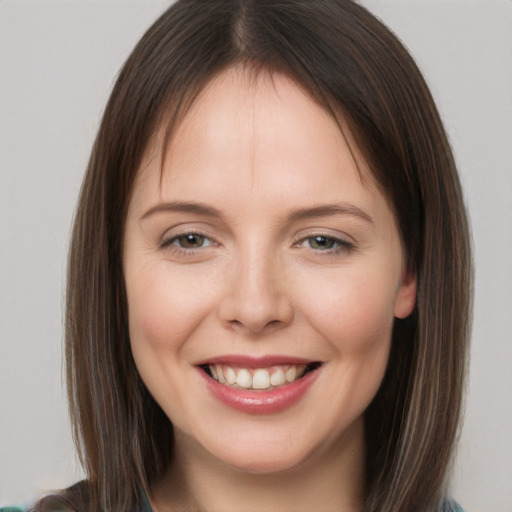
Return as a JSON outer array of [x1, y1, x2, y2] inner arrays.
[[152, 418, 366, 512]]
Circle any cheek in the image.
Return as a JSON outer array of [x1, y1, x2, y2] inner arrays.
[[290, 263, 398, 437], [125, 262, 218, 358], [125, 262, 223, 419], [297, 265, 398, 354]]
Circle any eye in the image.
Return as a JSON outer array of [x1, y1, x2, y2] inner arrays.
[[297, 235, 354, 253], [162, 233, 213, 250], [307, 235, 339, 250]]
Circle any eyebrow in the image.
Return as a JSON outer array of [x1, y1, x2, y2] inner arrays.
[[286, 203, 374, 224], [141, 201, 223, 220], [140, 201, 373, 224]]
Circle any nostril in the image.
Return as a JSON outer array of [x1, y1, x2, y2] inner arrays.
[[218, 269, 294, 333], [226, 318, 279, 334]]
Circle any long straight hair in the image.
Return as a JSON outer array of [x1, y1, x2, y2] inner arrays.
[[57, 1, 472, 510]]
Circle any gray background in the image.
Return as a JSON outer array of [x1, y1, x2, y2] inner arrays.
[[1, 1, 511, 511]]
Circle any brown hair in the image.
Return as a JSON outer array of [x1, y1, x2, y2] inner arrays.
[[58, 1, 472, 511]]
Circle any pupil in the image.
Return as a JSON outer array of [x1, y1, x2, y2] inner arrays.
[[311, 236, 334, 249], [181, 234, 203, 248]]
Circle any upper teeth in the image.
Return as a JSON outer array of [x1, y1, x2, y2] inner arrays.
[[209, 364, 306, 390]]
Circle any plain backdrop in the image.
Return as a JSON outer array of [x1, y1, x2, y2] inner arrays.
[[1, 1, 511, 511]]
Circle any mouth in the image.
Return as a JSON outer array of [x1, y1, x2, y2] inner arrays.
[[199, 362, 322, 391]]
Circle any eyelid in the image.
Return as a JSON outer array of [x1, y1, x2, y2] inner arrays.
[[292, 228, 354, 245], [159, 220, 217, 241], [158, 227, 354, 254], [292, 231, 356, 255], [160, 230, 217, 250]]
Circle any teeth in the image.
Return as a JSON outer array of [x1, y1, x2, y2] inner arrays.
[[285, 366, 297, 383], [216, 364, 226, 384], [236, 369, 252, 388], [208, 364, 309, 390], [225, 366, 237, 385], [252, 369, 271, 389], [270, 368, 285, 386]]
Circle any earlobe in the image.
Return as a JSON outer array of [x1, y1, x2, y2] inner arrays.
[[393, 274, 417, 319]]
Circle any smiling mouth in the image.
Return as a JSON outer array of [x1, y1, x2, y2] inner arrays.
[[199, 362, 322, 391]]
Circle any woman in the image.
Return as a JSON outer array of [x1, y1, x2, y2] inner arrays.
[[36, 0, 472, 511]]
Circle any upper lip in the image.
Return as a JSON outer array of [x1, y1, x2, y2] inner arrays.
[[195, 354, 319, 368]]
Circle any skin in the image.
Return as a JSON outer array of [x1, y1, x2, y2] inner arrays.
[[123, 68, 416, 512]]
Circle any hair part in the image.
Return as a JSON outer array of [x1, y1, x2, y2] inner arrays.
[[59, 1, 472, 511]]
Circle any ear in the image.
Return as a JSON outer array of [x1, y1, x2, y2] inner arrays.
[[393, 273, 417, 319]]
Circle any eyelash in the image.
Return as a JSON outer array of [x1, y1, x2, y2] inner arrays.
[[294, 234, 354, 255], [160, 232, 215, 254], [160, 232, 354, 257]]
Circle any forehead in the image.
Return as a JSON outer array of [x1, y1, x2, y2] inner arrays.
[[125, 66, 400, 248], [124, 70, 403, 249], [134, 67, 373, 197]]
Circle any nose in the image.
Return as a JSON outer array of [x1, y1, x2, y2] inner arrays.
[[218, 247, 294, 336]]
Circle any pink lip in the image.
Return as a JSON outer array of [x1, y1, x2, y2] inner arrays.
[[197, 364, 321, 415], [195, 354, 315, 368]]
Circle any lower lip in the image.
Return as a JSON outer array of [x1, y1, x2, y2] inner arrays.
[[198, 366, 321, 415]]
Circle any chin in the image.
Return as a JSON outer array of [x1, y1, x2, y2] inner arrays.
[[193, 422, 335, 476], [220, 446, 314, 475]]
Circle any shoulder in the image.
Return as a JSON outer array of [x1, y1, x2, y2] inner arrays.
[[30, 495, 76, 512], [28, 481, 87, 512], [25, 481, 153, 512]]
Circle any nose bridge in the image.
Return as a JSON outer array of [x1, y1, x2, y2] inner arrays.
[[239, 242, 275, 304], [219, 237, 293, 334]]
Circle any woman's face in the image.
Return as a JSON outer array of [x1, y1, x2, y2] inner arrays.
[[123, 69, 416, 475]]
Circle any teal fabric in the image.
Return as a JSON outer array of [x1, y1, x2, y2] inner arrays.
[[134, 492, 466, 512], [1, 493, 465, 511], [139, 492, 153, 512], [438, 500, 466, 512], [0, 495, 151, 512]]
